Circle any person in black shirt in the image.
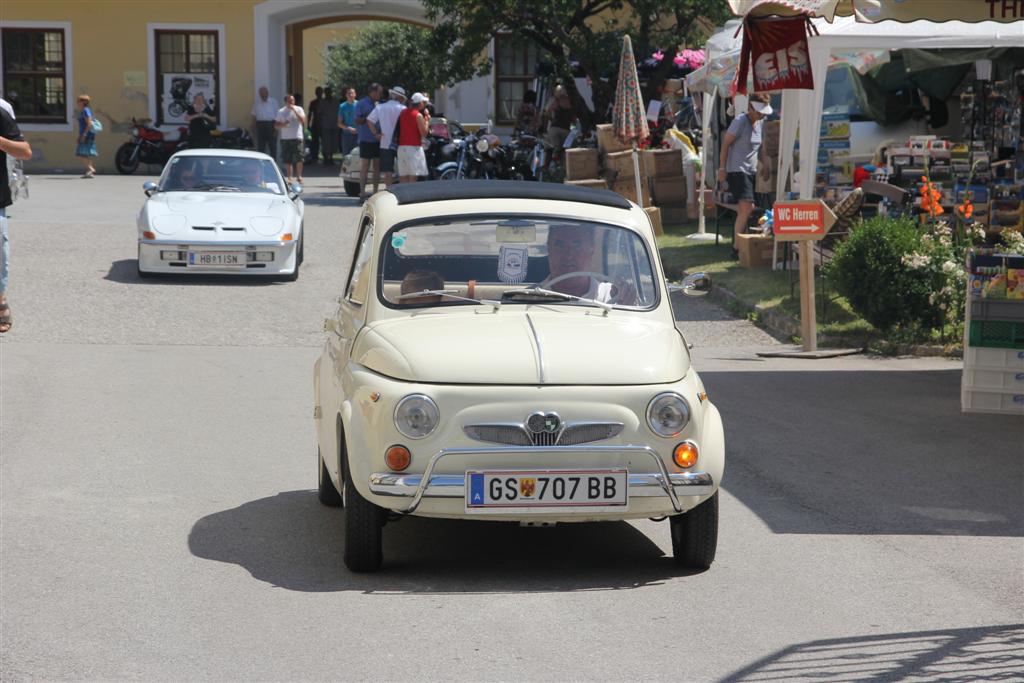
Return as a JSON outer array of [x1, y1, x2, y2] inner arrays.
[[185, 93, 217, 148], [307, 86, 323, 164], [0, 105, 33, 333]]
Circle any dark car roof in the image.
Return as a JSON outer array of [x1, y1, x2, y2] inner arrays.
[[385, 179, 632, 209]]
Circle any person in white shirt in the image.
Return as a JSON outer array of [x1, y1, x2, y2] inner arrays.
[[250, 86, 279, 158], [274, 94, 306, 183], [366, 85, 407, 188]]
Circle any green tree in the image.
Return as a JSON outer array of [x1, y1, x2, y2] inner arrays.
[[422, 0, 731, 129], [323, 22, 471, 98]]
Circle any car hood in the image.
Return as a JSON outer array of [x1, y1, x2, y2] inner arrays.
[[145, 192, 296, 235], [354, 309, 688, 385]]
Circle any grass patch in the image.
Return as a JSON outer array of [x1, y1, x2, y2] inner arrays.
[[657, 219, 875, 342]]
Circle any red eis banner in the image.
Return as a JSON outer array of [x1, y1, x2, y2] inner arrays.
[[733, 16, 813, 95]]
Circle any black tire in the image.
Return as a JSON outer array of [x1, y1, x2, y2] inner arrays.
[[670, 491, 718, 569], [317, 447, 342, 507], [439, 168, 459, 181], [115, 144, 141, 175], [344, 181, 361, 197], [342, 440, 385, 573], [297, 230, 305, 265]]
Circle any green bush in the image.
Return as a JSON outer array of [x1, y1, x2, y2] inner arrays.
[[825, 216, 940, 332]]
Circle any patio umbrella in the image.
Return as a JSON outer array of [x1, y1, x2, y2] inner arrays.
[[612, 34, 649, 206]]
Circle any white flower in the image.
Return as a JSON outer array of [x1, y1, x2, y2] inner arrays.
[[902, 252, 931, 269], [1002, 229, 1024, 253], [928, 292, 936, 305], [941, 260, 956, 273]]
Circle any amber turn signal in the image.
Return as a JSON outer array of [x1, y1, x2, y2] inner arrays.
[[142, 231, 156, 240], [673, 442, 698, 468], [385, 445, 411, 471], [281, 233, 293, 241]]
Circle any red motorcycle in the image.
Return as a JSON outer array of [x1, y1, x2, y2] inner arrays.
[[114, 118, 188, 175]]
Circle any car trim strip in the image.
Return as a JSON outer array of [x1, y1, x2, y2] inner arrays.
[[524, 312, 545, 384]]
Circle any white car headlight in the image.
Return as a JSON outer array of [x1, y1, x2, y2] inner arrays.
[[394, 394, 439, 439], [250, 216, 284, 237], [647, 392, 690, 437], [475, 138, 489, 153], [151, 214, 186, 235]]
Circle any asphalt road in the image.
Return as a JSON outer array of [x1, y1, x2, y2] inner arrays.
[[1, 171, 1022, 681]]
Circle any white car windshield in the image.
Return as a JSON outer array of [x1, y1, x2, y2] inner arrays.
[[380, 218, 658, 310], [159, 156, 284, 194]]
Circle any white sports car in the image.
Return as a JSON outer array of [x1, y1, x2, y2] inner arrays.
[[137, 149, 304, 279]]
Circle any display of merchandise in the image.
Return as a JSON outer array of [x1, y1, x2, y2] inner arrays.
[[962, 248, 1024, 415]]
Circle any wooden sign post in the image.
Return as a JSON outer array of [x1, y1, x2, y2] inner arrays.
[[772, 199, 838, 352]]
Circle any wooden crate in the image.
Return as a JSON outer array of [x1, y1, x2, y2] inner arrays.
[[564, 148, 600, 181], [649, 174, 687, 206], [660, 204, 689, 225], [603, 150, 636, 177], [596, 124, 630, 154], [642, 149, 684, 179], [611, 177, 652, 207], [643, 206, 663, 235], [735, 233, 774, 268]]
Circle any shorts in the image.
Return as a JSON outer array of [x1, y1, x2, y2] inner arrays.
[[544, 126, 569, 149], [726, 171, 755, 203], [380, 148, 397, 173], [280, 138, 303, 164], [397, 145, 428, 177], [359, 141, 380, 160]]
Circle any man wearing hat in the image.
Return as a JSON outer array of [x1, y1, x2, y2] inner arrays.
[[717, 92, 772, 243], [367, 85, 407, 189], [396, 93, 431, 184]]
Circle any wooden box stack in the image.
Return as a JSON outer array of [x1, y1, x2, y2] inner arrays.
[[735, 233, 774, 268], [564, 148, 609, 192], [644, 148, 686, 225]]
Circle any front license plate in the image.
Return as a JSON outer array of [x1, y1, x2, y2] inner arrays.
[[466, 469, 628, 512], [188, 251, 246, 267]]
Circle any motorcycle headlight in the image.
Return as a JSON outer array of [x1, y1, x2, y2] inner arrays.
[[475, 138, 489, 153], [394, 394, 439, 439], [646, 392, 690, 437]]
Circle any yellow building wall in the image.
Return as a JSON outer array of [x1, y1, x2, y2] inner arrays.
[[300, 22, 367, 105], [1, 0, 257, 172]]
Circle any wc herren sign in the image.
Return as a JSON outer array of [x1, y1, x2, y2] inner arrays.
[[772, 199, 837, 241]]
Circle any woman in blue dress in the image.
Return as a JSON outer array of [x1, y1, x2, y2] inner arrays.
[[75, 95, 97, 178]]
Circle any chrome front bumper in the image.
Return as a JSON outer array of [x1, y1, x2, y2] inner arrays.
[[368, 445, 715, 515]]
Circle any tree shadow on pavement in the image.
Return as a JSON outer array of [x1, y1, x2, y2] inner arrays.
[[720, 623, 1024, 682], [105, 259, 281, 286], [188, 490, 690, 593]]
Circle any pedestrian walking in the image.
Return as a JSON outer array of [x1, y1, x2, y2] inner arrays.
[[319, 87, 339, 166], [338, 87, 358, 157], [717, 92, 771, 243], [396, 93, 429, 184], [275, 95, 306, 183], [0, 104, 33, 333], [543, 85, 576, 150], [354, 83, 383, 201], [75, 95, 98, 178], [250, 86, 279, 158], [366, 85, 406, 188], [307, 86, 323, 164], [185, 93, 217, 149]]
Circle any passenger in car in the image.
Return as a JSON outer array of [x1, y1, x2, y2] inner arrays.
[[399, 269, 445, 305]]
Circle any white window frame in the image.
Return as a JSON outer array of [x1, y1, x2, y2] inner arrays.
[[147, 22, 227, 132], [0, 20, 74, 132]]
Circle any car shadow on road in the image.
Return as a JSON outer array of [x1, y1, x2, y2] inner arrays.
[[105, 259, 282, 286], [708, 368, 1024, 537], [300, 194, 361, 208], [720, 623, 1024, 682], [188, 489, 691, 593]]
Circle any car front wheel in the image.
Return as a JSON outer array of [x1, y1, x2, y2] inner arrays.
[[670, 491, 718, 570], [342, 443, 385, 572]]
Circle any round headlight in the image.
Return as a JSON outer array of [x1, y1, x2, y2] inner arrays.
[[394, 394, 439, 439], [475, 138, 489, 153], [646, 392, 690, 437]]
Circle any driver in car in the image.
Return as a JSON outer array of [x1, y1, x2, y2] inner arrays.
[[541, 223, 635, 304], [241, 161, 265, 190], [174, 161, 202, 190]]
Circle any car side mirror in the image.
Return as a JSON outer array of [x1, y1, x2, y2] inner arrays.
[[667, 272, 712, 297], [290, 183, 303, 198], [143, 181, 158, 197]]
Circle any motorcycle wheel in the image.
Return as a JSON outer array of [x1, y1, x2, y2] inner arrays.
[[439, 168, 460, 181], [115, 143, 141, 175], [343, 181, 361, 197]]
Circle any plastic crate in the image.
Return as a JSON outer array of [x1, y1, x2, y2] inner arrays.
[[964, 347, 1024, 370], [961, 388, 1024, 415], [970, 299, 1024, 322], [968, 320, 1024, 349], [962, 368, 1024, 391]]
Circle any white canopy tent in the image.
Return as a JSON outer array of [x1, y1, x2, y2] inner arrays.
[[780, 17, 1024, 200]]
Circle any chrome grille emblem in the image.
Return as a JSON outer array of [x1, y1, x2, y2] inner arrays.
[[463, 416, 623, 447], [526, 411, 561, 434]]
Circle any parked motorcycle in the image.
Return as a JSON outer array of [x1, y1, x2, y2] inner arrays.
[[114, 118, 188, 175], [436, 129, 505, 181], [207, 127, 254, 150], [504, 132, 542, 181]]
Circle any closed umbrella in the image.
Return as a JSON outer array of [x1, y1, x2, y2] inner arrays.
[[612, 34, 649, 207]]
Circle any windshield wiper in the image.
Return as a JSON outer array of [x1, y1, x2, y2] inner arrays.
[[192, 183, 242, 192], [501, 286, 613, 313], [396, 289, 502, 308]]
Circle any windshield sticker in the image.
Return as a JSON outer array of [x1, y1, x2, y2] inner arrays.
[[391, 234, 407, 249], [496, 224, 537, 243], [497, 244, 529, 284]]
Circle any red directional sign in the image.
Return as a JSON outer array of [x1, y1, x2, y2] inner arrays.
[[773, 199, 837, 241]]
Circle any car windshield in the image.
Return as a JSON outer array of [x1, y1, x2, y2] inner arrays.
[[380, 217, 658, 310], [159, 156, 284, 194]]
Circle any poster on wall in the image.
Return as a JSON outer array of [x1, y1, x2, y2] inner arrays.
[[161, 73, 215, 124]]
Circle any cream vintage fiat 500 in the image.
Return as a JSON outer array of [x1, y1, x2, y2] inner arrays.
[[314, 181, 724, 572]]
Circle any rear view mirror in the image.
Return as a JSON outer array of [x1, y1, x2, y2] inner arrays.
[[667, 272, 712, 297], [143, 181, 157, 197]]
